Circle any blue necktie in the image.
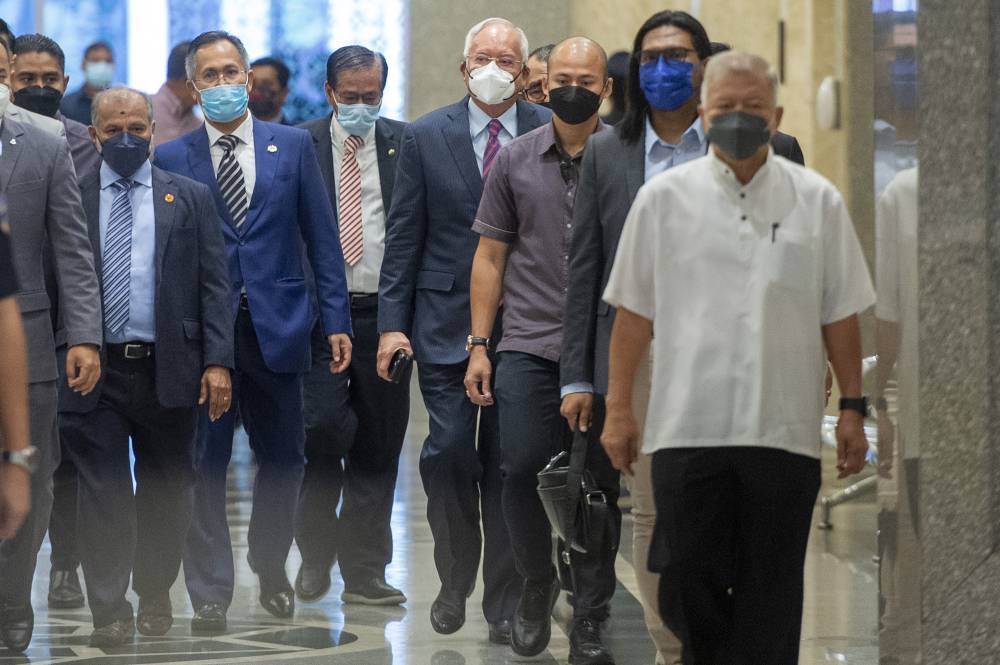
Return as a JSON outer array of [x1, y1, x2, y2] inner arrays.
[[102, 178, 134, 333]]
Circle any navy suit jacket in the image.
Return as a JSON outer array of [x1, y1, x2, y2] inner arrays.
[[60, 165, 233, 412], [378, 98, 551, 365], [153, 118, 351, 374], [560, 126, 805, 393]]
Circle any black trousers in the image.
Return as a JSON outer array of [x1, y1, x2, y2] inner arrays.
[[493, 351, 620, 620], [650, 446, 821, 665], [60, 351, 196, 628], [295, 300, 410, 583], [48, 453, 79, 571]]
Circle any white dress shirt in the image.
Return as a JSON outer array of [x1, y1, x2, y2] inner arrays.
[[468, 98, 517, 175], [205, 113, 256, 204], [330, 116, 385, 294], [604, 150, 875, 459]]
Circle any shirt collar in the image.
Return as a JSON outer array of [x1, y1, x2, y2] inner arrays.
[[468, 98, 517, 139], [644, 114, 706, 157], [100, 158, 153, 189], [205, 112, 253, 148], [329, 111, 377, 146], [538, 119, 608, 157], [707, 145, 775, 192]]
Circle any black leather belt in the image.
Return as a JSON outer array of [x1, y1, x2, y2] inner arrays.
[[106, 342, 154, 360], [349, 293, 378, 309]]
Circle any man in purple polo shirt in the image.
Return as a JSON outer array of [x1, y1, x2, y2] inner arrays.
[[465, 37, 619, 665]]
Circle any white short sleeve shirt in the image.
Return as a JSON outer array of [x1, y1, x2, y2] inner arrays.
[[603, 150, 876, 459]]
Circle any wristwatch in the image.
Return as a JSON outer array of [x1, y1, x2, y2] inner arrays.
[[2, 446, 38, 474], [838, 396, 869, 417], [466, 335, 490, 352]]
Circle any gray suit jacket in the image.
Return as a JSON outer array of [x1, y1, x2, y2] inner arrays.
[[298, 113, 406, 219], [0, 118, 101, 384], [4, 105, 65, 138], [59, 165, 233, 412], [60, 115, 101, 179], [560, 126, 805, 393]]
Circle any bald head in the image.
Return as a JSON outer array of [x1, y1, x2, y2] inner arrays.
[[549, 37, 608, 79], [89, 86, 154, 147], [92, 86, 153, 127]]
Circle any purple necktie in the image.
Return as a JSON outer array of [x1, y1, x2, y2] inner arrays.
[[482, 118, 503, 177]]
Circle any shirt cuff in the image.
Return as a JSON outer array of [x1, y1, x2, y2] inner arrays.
[[560, 382, 594, 398]]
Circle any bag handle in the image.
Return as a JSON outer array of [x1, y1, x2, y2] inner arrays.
[[562, 428, 590, 549]]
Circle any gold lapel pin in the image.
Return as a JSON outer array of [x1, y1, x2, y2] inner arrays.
[[164, 193, 175, 203], [388, 148, 396, 156], [267, 144, 278, 153]]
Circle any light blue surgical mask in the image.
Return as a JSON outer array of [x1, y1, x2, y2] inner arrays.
[[336, 102, 380, 136], [197, 83, 249, 123], [85, 61, 114, 89]]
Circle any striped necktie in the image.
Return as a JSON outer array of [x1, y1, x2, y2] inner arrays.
[[216, 134, 248, 229], [102, 178, 135, 333], [482, 118, 503, 177], [339, 135, 364, 266]]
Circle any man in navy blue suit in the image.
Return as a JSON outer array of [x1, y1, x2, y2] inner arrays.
[[59, 87, 233, 648], [377, 17, 550, 645], [154, 31, 352, 632]]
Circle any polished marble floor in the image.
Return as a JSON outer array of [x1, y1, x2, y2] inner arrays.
[[8, 384, 879, 664]]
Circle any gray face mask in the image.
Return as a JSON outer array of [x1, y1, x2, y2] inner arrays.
[[707, 111, 771, 160]]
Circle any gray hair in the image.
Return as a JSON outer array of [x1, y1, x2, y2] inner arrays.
[[184, 30, 250, 82], [462, 17, 529, 63], [701, 50, 780, 107], [91, 86, 154, 126]]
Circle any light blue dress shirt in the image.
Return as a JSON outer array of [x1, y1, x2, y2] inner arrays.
[[468, 98, 518, 175], [643, 115, 707, 181], [560, 115, 709, 398], [99, 159, 156, 343]]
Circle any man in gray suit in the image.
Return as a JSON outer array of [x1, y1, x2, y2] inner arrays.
[[59, 87, 232, 648], [0, 36, 64, 137], [294, 46, 410, 606], [0, 53, 102, 657]]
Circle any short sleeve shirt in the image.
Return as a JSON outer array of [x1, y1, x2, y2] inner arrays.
[[603, 150, 876, 459]]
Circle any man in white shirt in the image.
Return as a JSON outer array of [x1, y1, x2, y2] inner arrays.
[[293, 45, 409, 608], [601, 51, 874, 665]]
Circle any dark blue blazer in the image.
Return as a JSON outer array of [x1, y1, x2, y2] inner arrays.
[[153, 119, 352, 374], [60, 165, 234, 412], [378, 98, 551, 365]]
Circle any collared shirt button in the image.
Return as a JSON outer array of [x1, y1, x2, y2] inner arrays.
[[741, 215, 747, 221]]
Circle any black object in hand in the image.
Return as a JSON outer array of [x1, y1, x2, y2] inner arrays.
[[388, 348, 413, 383]]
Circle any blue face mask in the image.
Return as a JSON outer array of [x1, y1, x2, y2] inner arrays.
[[100, 131, 150, 179], [84, 61, 114, 89], [198, 83, 249, 123], [336, 103, 380, 136], [639, 56, 694, 111]]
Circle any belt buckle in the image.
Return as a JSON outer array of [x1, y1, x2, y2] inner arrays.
[[123, 343, 147, 360]]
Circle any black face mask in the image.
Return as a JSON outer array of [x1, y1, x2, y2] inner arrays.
[[548, 85, 602, 125], [100, 131, 150, 179], [248, 86, 280, 119], [14, 85, 63, 118], [707, 111, 771, 161]]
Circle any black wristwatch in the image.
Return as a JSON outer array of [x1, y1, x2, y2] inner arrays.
[[874, 396, 889, 413], [466, 335, 490, 352], [839, 396, 869, 417]]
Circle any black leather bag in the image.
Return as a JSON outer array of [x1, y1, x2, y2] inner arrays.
[[536, 429, 612, 556]]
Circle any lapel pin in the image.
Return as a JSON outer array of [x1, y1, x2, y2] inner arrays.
[[267, 144, 278, 153], [9, 138, 15, 145], [388, 148, 396, 156], [164, 193, 175, 203]]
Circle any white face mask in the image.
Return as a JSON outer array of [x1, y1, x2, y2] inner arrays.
[[0, 84, 10, 115], [467, 61, 516, 105]]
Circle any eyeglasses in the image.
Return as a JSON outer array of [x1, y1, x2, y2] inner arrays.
[[636, 47, 698, 65], [523, 82, 546, 103], [466, 53, 523, 73], [197, 66, 247, 86], [335, 91, 382, 106]]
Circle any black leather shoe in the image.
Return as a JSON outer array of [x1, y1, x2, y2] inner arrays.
[[259, 573, 295, 619], [511, 577, 560, 657], [294, 562, 331, 602], [48, 568, 85, 609], [136, 594, 172, 636], [190, 603, 227, 634], [89, 618, 135, 648], [569, 618, 615, 665], [342, 577, 406, 606], [0, 604, 33, 653], [488, 618, 512, 645], [429, 589, 465, 635]]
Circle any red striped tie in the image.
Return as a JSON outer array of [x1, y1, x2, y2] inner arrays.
[[339, 135, 364, 266], [482, 118, 502, 177]]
